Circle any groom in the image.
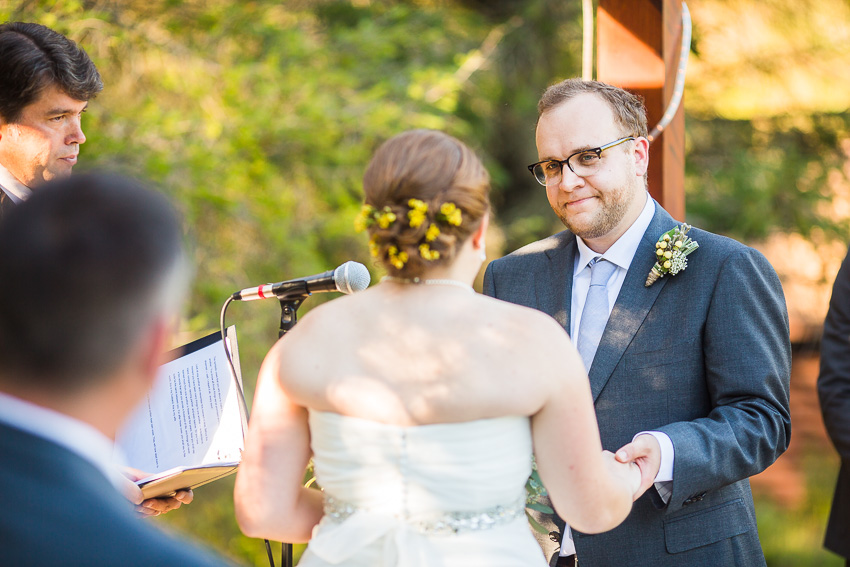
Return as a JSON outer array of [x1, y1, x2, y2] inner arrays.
[[484, 79, 791, 566]]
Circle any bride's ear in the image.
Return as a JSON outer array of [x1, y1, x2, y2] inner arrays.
[[472, 212, 489, 251]]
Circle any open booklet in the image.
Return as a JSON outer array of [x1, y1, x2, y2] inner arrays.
[[114, 327, 247, 499]]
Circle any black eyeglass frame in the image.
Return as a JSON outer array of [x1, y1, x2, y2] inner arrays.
[[527, 136, 637, 186]]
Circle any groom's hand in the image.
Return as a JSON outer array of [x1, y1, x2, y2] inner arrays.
[[615, 434, 661, 500]]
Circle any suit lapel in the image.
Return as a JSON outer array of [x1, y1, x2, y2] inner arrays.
[[540, 232, 577, 333], [588, 205, 679, 401]]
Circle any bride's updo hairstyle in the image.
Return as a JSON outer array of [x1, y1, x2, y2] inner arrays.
[[358, 129, 490, 279]]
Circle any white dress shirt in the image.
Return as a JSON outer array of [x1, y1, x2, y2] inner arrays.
[[560, 193, 674, 556], [0, 390, 129, 491], [0, 163, 32, 204]]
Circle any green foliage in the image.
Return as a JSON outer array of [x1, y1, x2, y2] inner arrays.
[[686, 0, 850, 119], [755, 451, 844, 567], [2, 1, 849, 565], [686, 113, 850, 242]]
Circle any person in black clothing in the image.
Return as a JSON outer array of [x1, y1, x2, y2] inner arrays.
[[818, 245, 850, 567]]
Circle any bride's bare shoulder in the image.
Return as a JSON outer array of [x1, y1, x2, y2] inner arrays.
[[477, 293, 570, 345]]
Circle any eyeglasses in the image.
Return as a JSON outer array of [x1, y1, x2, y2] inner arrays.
[[527, 136, 636, 186]]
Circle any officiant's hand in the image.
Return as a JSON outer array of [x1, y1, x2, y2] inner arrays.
[[614, 434, 661, 500], [135, 489, 194, 517], [120, 467, 194, 517]]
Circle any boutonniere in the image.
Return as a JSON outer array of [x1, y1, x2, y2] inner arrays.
[[645, 224, 699, 287]]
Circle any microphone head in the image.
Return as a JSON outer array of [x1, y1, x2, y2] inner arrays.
[[333, 261, 371, 295]]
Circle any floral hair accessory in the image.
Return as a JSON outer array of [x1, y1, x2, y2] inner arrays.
[[354, 204, 376, 233], [425, 224, 440, 242], [368, 236, 380, 258], [407, 199, 429, 228], [438, 202, 462, 226], [419, 243, 440, 261], [387, 245, 408, 270], [377, 206, 397, 229], [645, 224, 699, 286]]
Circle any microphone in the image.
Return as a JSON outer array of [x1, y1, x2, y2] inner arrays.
[[232, 261, 371, 301]]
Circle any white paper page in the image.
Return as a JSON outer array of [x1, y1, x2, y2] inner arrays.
[[115, 331, 244, 474]]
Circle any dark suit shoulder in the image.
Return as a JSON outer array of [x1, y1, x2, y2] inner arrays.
[[672, 226, 779, 282], [0, 423, 238, 567], [491, 231, 573, 266], [686, 227, 752, 255], [0, 189, 16, 223]]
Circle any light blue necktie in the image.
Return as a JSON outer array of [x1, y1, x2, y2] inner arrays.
[[576, 258, 617, 370]]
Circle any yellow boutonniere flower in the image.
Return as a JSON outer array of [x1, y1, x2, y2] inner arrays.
[[645, 224, 700, 287]]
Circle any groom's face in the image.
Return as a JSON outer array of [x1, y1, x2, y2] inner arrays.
[[536, 93, 649, 251]]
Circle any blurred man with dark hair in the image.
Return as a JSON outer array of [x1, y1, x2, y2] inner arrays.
[[0, 173, 235, 566], [0, 21, 102, 221]]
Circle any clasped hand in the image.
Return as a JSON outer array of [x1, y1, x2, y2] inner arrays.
[[613, 434, 662, 500]]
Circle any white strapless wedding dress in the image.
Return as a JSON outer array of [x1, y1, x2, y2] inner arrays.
[[298, 410, 547, 567]]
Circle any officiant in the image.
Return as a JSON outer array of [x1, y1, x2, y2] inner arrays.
[[0, 22, 101, 221]]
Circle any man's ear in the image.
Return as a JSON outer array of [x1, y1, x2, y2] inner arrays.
[[135, 316, 172, 390], [633, 136, 650, 178]]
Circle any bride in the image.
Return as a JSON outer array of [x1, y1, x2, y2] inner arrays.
[[234, 129, 640, 566]]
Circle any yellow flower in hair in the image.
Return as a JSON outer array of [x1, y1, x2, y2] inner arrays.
[[409, 198, 428, 211], [409, 211, 426, 228], [368, 236, 380, 258], [354, 204, 375, 233], [387, 245, 409, 269], [419, 243, 440, 261], [425, 223, 440, 242], [407, 199, 429, 228], [409, 213, 426, 228], [440, 202, 462, 226], [377, 206, 397, 229]]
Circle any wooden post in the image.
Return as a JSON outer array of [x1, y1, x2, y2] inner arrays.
[[597, 0, 685, 219]]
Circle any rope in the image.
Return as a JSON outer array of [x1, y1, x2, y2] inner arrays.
[[582, 0, 594, 80], [647, 1, 691, 143]]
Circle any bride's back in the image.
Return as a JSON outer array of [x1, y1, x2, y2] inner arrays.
[[277, 281, 565, 427], [234, 130, 635, 559]]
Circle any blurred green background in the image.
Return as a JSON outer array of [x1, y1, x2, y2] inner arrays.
[[2, 1, 848, 565]]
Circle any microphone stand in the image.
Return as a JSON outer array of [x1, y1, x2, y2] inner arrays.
[[276, 291, 308, 567], [278, 297, 305, 338]]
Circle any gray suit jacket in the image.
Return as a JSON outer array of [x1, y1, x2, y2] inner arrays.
[[0, 421, 238, 567], [483, 203, 791, 566]]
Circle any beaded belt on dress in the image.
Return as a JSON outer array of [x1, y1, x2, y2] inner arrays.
[[322, 495, 526, 536]]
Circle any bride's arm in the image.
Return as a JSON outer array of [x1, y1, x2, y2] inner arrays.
[[528, 317, 639, 534], [234, 341, 324, 543]]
